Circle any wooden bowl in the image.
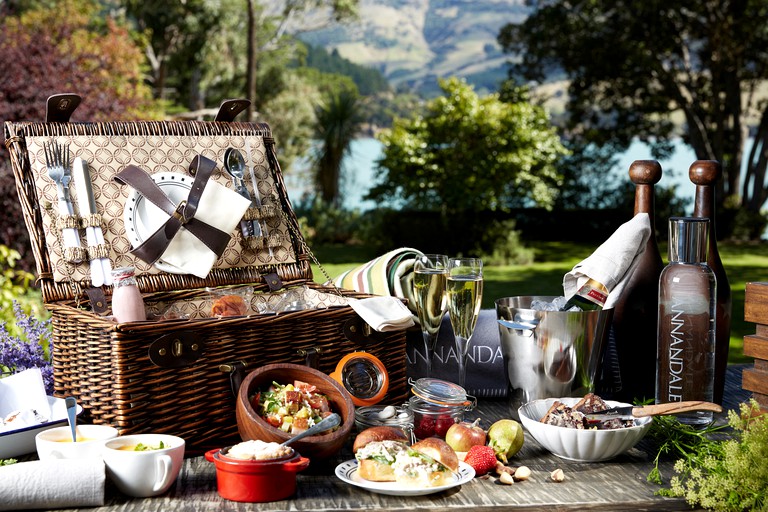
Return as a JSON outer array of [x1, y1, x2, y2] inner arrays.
[[235, 363, 355, 459]]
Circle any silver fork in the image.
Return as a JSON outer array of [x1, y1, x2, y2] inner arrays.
[[44, 141, 82, 261]]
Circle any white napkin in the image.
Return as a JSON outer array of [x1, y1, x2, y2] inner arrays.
[[0, 368, 50, 426], [150, 181, 251, 278], [0, 459, 105, 510], [563, 213, 651, 309], [348, 296, 415, 332]]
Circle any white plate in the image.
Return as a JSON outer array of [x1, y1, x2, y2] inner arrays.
[[335, 459, 475, 496], [123, 172, 192, 274], [0, 396, 84, 459]]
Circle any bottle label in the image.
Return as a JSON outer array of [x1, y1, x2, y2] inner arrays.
[[657, 301, 714, 404], [583, 285, 608, 306]]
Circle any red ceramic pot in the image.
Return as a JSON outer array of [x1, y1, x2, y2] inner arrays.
[[205, 448, 310, 503]]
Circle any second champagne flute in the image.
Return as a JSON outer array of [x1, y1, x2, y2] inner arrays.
[[447, 257, 483, 389], [413, 254, 449, 377]]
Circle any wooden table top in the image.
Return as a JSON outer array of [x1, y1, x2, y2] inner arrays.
[[57, 365, 751, 512]]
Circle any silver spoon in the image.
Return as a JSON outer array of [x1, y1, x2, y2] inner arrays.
[[223, 148, 254, 238], [279, 413, 341, 447], [65, 396, 77, 442]]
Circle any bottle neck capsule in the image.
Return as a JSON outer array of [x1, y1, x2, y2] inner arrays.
[[668, 217, 709, 264]]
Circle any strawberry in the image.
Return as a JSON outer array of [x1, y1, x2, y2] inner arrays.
[[463, 445, 497, 476]]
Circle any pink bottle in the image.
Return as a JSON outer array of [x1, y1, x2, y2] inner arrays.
[[111, 267, 147, 323]]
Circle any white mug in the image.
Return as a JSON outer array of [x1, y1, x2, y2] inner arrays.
[[35, 424, 118, 460], [102, 434, 185, 497]]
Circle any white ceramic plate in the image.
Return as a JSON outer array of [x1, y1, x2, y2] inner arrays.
[[335, 459, 475, 496], [123, 172, 192, 274], [0, 396, 84, 459]]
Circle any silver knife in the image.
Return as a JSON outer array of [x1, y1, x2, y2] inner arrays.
[[585, 401, 722, 421], [244, 138, 273, 257], [72, 158, 112, 286]]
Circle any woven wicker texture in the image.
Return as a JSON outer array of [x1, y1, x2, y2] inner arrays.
[[4, 118, 410, 448]]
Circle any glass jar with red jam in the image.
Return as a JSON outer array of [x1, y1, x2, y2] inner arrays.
[[407, 378, 476, 440]]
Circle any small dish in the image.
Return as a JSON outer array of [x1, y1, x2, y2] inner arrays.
[[518, 397, 652, 462], [205, 447, 310, 503], [35, 424, 118, 460], [335, 459, 475, 496], [0, 396, 84, 459]]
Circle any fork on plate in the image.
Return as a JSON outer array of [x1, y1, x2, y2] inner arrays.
[[44, 141, 82, 261]]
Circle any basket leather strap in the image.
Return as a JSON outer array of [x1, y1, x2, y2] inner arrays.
[[113, 155, 231, 265]]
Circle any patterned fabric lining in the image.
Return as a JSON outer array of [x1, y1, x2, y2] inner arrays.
[[25, 133, 297, 283]]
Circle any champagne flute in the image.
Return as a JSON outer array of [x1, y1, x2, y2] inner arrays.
[[447, 257, 483, 389], [413, 254, 449, 377]]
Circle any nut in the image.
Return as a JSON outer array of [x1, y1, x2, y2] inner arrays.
[[377, 405, 396, 420], [513, 466, 531, 481], [498, 472, 515, 485], [550, 468, 565, 482], [495, 462, 516, 476]]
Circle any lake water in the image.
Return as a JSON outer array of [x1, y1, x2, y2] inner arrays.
[[285, 137, 708, 212]]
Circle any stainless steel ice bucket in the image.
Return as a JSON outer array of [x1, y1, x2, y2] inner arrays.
[[495, 296, 613, 418]]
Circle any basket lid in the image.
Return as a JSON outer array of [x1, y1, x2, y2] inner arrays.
[[4, 118, 312, 304]]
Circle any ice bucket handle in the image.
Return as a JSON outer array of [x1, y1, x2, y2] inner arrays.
[[497, 318, 539, 332]]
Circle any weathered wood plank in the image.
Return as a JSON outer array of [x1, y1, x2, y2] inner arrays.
[[51, 366, 752, 512]]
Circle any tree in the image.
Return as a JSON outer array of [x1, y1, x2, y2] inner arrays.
[[0, 0, 158, 271], [368, 77, 567, 213], [314, 87, 362, 206], [498, 0, 768, 237], [120, 0, 221, 109], [244, 0, 358, 120]]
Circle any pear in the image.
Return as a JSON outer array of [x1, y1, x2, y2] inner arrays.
[[487, 419, 524, 463]]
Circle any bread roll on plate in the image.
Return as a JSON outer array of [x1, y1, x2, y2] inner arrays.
[[353, 426, 409, 482], [392, 438, 458, 488]]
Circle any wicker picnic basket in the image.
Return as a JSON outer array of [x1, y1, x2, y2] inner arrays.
[[3, 96, 408, 448]]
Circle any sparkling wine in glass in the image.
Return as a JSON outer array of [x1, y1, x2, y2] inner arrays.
[[447, 257, 483, 389], [413, 254, 449, 377]]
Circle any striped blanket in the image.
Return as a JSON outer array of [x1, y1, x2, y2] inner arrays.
[[333, 247, 424, 319]]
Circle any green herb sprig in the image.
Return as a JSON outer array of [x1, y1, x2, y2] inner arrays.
[[647, 400, 768, 511]]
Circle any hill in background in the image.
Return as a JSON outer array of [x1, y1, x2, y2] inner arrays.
[[298, 0, 529, 96]]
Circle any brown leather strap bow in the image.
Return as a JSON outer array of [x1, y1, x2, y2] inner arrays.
[[114, 155, 231, 266]]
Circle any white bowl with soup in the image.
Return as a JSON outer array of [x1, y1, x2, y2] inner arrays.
[[35, 424, 119, 460], [102, 434, 185, 497]]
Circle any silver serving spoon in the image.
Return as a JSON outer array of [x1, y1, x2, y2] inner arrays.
[[65, 396, 77, 442], [279, 413, 341, 448], [223, 148, 254, 238]]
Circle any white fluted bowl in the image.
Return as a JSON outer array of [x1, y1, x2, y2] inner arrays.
[[518, 397, 652, 462]]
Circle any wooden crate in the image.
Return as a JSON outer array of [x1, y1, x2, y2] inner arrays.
[[743, 282, 768, 412]]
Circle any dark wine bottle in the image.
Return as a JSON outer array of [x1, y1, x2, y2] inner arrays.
[[610, 160, 664, 403], [560, 278, 608, 311], [689, 160, 732, 405]]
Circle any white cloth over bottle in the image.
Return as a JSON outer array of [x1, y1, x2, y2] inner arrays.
[[563, 213, 651, 309]]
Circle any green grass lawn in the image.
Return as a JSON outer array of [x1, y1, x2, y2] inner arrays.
[[311, 240, 768, 365]]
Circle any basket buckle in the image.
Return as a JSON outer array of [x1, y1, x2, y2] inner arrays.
[[148, 331, 204, 368]]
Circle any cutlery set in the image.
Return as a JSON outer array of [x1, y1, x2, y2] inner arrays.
[[43, 141, 112, 286], [44, 140, 273, 287], [225, 144, 272, 255]]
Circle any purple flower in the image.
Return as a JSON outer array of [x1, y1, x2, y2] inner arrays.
[[0, 301, 53, 394]]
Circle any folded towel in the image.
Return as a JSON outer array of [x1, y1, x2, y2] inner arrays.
[[348, 296, 415, 332], [333, 247, 424, 319], [563, 213, 651, 309], [0, 459, 105, 510], [407, 310, 508, 398]]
